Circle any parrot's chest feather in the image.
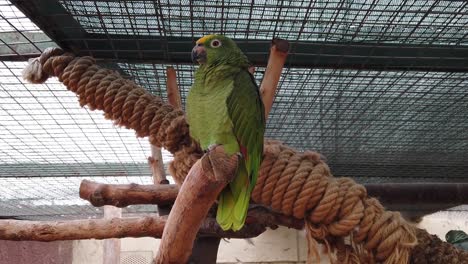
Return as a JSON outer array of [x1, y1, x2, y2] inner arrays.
[[187, 68, 239, 154]]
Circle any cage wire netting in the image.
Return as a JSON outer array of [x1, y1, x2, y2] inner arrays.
[[0, 1, 56, 59], [0, 0, 467, 220]]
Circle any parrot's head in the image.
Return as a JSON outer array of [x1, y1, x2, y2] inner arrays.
[[192, 34, 248, 67]]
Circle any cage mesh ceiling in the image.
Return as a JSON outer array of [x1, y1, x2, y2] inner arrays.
[[0, 0, 57, 59], [58, 0, 467, 44], [0, 0, 467, 220]]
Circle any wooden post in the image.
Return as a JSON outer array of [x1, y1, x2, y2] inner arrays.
[[103, 206, 122, 264], [166, 66, 182, 108], [260, 39, 289, 119], [149, 145, 168, 185]]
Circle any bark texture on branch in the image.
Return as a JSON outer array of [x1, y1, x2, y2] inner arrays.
[[154, 146, 238, 264], [0, 213, 273, 242], [0, 216, 166, 241], [79, 180, 178, 208]]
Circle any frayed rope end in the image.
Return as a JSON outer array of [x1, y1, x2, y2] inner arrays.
[[22, 47, 65, 84], [22, 57, 49, 84]]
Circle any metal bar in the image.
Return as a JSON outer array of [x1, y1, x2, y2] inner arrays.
[[11, 0, 88, 54], [366, 183, 468, 213], [74, 35, 468, 72]]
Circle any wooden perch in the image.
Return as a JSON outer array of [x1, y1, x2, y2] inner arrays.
[[260, 38, 289, 119], [155, 145, 239, 264], [79, 180, 178, 207], [0, 212, 275, 242], [0, 215, 166, 241]]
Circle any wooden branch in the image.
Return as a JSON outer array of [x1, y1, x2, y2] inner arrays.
[[149, 145, 168, 184], [0, 215, 166, 241], [0, 214, 270, 242], [79, 180, 178, 207], [166, 66, 182, 108], [260, 38, 289, 119], [155, 146, 238, 264]]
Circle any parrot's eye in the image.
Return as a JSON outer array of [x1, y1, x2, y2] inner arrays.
[[210, 39, 222, 48]]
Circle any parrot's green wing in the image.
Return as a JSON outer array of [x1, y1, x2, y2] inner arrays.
[[216, 70, 265, 231]]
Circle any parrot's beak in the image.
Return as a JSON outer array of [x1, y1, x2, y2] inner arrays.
[[191, 44, 207, 64]]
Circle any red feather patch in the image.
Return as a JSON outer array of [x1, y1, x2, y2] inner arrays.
[[238, 140, 248, 160]]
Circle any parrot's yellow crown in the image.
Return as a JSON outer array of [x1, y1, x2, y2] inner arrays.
[[196, 35, 216, 45]]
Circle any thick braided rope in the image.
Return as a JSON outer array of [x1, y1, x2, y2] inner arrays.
[[23, 48, 419, 263], [23, 48, 202, 185]]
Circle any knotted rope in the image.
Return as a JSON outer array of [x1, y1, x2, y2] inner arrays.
[[23, 48, 419, 264]]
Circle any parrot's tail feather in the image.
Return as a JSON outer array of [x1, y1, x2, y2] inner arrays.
[[232, 185, 250, 231], [217, 162, 251, 231], [216, 190, 235, 231]]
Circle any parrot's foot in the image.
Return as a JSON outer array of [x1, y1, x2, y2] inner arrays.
[[201, 145, 238, 183]]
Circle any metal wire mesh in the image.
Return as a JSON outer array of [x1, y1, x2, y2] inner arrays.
[[0, 0, 57, 59], [58, 0, 467, 44], [10, 0, 459, 71], [0, 176, 156, 220], [0, 61, 173, 219]]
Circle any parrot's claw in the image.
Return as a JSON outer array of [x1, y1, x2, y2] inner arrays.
[[207, 144, 222, 153], [203, 144, 238, 183]]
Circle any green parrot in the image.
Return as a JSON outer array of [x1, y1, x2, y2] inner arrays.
[[186, 34, 265, 231], [446, 230, 468, 251]]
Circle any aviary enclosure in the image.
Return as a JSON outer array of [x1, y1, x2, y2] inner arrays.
[[0, 0, 467, 263]]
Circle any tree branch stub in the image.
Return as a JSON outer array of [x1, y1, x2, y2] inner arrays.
[[166, 66, 182, 109], [260, 38, 289, 119]]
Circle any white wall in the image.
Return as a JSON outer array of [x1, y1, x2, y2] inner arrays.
[[417, 209, 468, 241], [72, 239, 103, 264]]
